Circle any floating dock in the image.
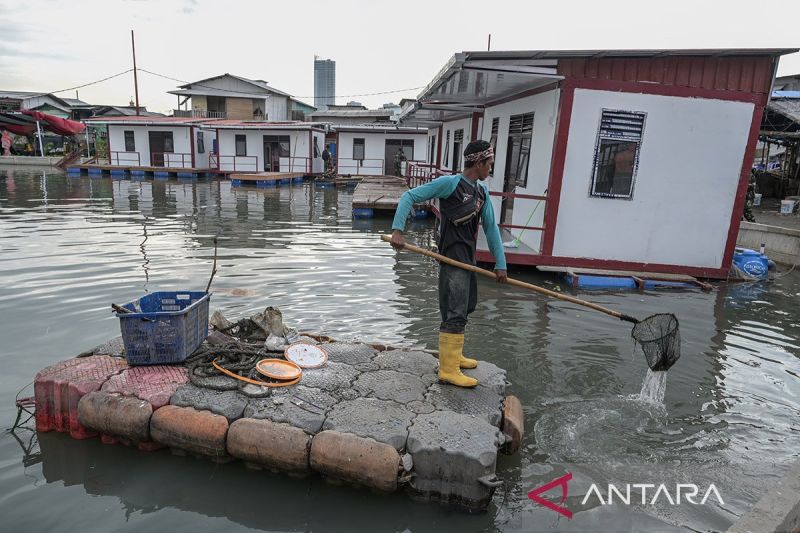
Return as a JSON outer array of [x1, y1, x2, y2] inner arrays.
[[31, 336, 522, 510], [351, 176, 429, 219], [229, 172, 307, 188], [66, 164, 210, 179]]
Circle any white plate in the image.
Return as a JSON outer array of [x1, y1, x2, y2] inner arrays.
[[284, 343, 328, 369]]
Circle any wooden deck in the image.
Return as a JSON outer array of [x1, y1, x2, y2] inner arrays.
[[351, 176, 409, 211], [536, 266, 713, 290]]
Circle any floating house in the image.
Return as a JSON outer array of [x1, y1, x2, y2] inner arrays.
[[400, 48, 798, 279], [333, 124, 428, 176], [203, 121, 326, 174], [168, 73, 312, 121], [83, 116, 218, 170]]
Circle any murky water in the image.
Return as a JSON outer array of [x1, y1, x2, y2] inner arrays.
[[1, 168, 799, 532]]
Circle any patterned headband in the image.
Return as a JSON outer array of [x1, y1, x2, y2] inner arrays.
[[464, 146, 494, 163]]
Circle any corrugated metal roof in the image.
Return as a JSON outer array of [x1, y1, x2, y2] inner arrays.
[[202, 120, 326, 131], [768, 98, 800, 124], [85, 116, 214, 125], [310, 109, 394, 118], [461, 48, 798, 60], [171, 73, 291, 98]]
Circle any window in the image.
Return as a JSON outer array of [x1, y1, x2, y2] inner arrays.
[[263, 135, 290, 157], [590, 109, 646, 199], [452, 129, 464, 171], [313, 137, 321, 158], [443, 131, 450, 167], [353, 138, 365, 160], [124, 130, 135, 152], [235, 134, 247, 156], [489, 118, 500, 174], [197, 131, 204, 154], [505, 113, 534, 188], [428, 135, 436, 165]]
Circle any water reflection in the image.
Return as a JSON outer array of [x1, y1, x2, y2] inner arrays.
[[1, 170, 799, 532]]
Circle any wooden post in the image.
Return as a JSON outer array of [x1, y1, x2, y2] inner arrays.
[[131, 30, 140, 116]]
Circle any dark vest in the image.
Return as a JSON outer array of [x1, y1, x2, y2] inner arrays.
[[438, 177, 485, 265]]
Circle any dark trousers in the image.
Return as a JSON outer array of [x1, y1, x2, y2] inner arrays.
[[439, 263, 477, 334]]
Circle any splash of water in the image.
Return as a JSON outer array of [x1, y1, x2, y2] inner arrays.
[[638, 368, 668, 404]]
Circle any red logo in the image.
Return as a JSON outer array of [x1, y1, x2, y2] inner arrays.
[[528, 472, 573, 519]]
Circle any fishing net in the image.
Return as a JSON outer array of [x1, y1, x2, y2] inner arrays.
[[631, 313, 680, 372]]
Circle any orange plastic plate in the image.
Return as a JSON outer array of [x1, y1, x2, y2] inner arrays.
[[255, 359, 302, 380]]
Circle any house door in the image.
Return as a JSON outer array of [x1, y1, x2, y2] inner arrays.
[[384, 139, 414, 176], [263, 135, 289, 172], [148, 131, 174, 167]]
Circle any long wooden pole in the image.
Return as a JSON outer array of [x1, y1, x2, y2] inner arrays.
[[381, 235, 639, 323], [131, 30, 140, 116]]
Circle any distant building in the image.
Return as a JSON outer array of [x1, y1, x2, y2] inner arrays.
[[308, 105, 395, 125], [773, 74, 800, 91], [314, 57, 336, 111], [168, 73, 298, 121], [0, 91, 72, 118]]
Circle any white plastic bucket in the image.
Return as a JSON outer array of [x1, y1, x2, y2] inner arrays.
[[780, 200, 795, 214], [753, 193, 762, 207]]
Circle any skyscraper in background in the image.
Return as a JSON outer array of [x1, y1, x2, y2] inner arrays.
[[314, 56, 336, 111]]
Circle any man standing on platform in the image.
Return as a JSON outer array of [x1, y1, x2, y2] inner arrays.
[[389, 140, 507, 388]]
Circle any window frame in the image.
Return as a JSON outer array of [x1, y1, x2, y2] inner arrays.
[[196, 131, 204, 154], [235, 134, 247, 157], [353, 138, 365, 161], [124, 130, 135, 152], [589, 109, 647, 200], [505, 113, 534, 188]]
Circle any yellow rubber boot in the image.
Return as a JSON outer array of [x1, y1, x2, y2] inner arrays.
[[460, 352, 478, 369], [438, 332, 478, 388]]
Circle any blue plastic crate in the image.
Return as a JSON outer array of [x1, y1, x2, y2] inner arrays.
[[117, 291, 210, 365]]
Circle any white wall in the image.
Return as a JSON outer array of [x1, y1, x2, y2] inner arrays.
[[336, 131, 427, 175], [191, 127, 216, 169], [108, 124, 192, 167], [552, 89, 755, 268], [482, 89, 560, 253], [439, 117, 472, 172], [216, 129, 318, 173]]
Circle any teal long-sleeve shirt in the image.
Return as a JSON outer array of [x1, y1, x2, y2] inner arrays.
[[391, 174, 507, 270]]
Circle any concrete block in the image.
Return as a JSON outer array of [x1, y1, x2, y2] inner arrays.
[[77, 391, 152, 443], [299, 362, 360, 395], [407, 411, 503, 509], [728, 459, 800, 533], [245, 385, 336, 434], [150, 405, 228, 458], [462, 360, 507, 395], [500, 395, 524, 455], [318, 342, 376, 365], [227, 418, 311, 476], [170, 384, 247, 422], [310, 430, 400, 492], [78, 336, 126, 357], [353, 369, 427, 405], [101, 365, 188, 409], [373, 349, 437, 376], [425, 382, 504, 427], [323, 398, 415, 450], [34, 356, 128, 439]]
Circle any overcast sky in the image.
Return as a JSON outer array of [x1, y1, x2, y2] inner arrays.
[[1, 0, 798, 114]]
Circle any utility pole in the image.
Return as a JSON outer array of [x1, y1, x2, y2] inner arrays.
[[487, 34, 491, 51], [131, 30, 140, 116]]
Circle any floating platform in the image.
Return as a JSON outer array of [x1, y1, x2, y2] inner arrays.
[[314, 176, 362, 188], [536, 266, 713, 291], [229, 172, 306, 188], [31, 336, 522, 510], [351, 176, 429, 219], [66, 164, 210, 179]]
